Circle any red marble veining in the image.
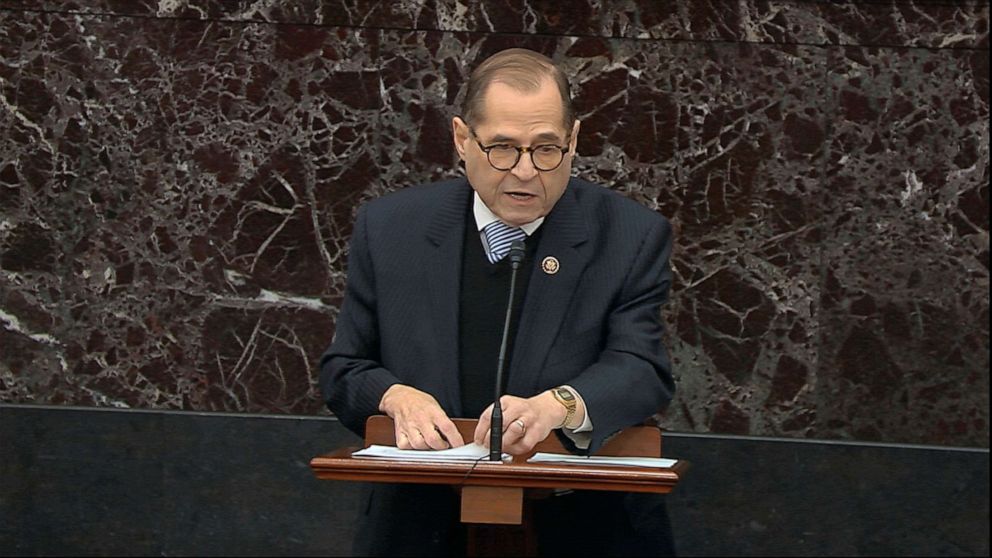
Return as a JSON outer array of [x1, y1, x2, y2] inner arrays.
[[0, 2, 987, 446]]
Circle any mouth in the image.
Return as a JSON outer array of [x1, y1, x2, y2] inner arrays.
[[505, 191, 538, 202]]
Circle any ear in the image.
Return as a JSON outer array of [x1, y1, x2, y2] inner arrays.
[[452, 116, 470, 160]]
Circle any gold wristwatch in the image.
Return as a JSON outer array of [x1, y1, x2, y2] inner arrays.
[[551, 386, 577, 429]]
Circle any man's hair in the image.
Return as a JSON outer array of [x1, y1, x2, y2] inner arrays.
[[460, 48, 574, 130]]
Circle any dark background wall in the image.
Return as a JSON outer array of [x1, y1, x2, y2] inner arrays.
[[1, 1, 989, 556], [2, 404, 988, 556], [1, 0, 987, 447]]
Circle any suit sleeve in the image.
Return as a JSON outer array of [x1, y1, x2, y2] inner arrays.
[[561, 216, 675, 454], [319, 205, 401, 437]]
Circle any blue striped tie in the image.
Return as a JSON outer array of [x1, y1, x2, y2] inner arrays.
[[483, 221, 527, 264]]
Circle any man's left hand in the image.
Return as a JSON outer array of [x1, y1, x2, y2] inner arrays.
[[473, 391, 567, 456]]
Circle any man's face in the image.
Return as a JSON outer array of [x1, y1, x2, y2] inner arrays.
[[453, 79, 580, 227]]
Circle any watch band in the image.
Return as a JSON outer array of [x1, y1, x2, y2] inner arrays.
[[551, 386, 577, 429]]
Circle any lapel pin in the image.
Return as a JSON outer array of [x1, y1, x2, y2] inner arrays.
[[541, 256, 560, 275]]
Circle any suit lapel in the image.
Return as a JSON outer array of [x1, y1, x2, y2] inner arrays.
[[425, 179, 471, 415], [507, 183, 590, 396]]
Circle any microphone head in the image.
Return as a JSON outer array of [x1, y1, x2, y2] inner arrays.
[[508, 240, 526, 267]]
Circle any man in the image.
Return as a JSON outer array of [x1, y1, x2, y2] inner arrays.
[[320, 48, 676, 556]]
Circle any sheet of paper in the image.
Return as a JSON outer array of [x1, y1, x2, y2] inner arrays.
[[352, 443, 509, 462], [528, 452, 678, 468]]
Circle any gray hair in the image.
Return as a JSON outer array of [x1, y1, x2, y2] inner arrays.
[[459, 48, 574, 129]]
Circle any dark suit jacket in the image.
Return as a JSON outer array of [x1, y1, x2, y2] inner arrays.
[[320, 176, 675, 454]]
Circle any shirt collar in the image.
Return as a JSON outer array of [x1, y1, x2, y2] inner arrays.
[[472, 192, 545, 235]]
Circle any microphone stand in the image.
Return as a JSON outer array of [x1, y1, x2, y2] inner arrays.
[[490, 240, 526, 461]]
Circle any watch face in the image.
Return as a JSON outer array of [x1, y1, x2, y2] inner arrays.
[[556, 388, 575, 402]]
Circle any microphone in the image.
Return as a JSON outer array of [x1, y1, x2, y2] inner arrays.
[[490, 239, 526, 461]]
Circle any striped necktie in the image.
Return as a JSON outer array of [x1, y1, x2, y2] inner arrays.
[[482, 221, 527, 264]]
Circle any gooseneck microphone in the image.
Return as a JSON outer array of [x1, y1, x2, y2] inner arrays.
[[490, 239, 527, 461]]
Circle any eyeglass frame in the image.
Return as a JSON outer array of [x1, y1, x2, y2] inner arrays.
[[468, 125, 572, 172]]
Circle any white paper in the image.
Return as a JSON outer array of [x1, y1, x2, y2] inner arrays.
[[528, 452, 678, 468], [352, 443, 509, 462]]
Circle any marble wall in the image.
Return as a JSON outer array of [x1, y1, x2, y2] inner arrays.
[[1, 1, 988, 447]]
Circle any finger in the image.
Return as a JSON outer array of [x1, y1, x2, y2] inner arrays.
[[504, 442, 533, 457], [422, 427, 450, 450], [409, 429, 430, 450], [500, 418, 525, 446], [435, 420, 465, 448], [510, 418, 527, 439], [507, 417, 526, 434], [478, 427, 492, 448], [504, 432, 539, 456], [505, 416, 551, 455], [396, 431, 412, 450], [474, 404, 494, 445]]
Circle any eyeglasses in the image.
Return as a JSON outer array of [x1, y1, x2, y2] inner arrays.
[[470, 127, 571, 172]]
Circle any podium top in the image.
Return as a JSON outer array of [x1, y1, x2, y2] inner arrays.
[[310, 416, 688, 495]]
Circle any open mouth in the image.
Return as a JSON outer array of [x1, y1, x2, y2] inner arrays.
[[506, 192, 536, 201]]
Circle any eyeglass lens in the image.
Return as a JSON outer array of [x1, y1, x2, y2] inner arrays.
[[488, 145, 564, 171]]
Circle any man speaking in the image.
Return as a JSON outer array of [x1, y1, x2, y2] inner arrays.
[[320, 48, 676, 556]]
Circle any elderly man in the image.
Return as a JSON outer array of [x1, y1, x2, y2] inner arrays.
[[321, 48, 676, 556]]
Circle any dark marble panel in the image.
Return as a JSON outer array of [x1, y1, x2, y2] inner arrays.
[[0, 405, 364, 555], [1, 406, 988, 556], [565, 39, 829, 441], [1, 6, 989, 449], [757, 1, 989, 50], [0, 13, 381, 414], [815, 46, 990, 446], [3, 1, 988, 49], [156, 412, 363, 555], [663, 432, 990, 556], [1, 408, 169, 554]]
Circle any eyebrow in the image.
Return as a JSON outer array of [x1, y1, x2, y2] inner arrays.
[[484, 131, 565, 144]]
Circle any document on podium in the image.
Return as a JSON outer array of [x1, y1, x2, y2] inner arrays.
[[352, 443, 510, 462], [528, 453, 678, 468]]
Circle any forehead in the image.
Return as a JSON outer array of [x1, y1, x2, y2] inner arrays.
[[474, 80, 567, 140]]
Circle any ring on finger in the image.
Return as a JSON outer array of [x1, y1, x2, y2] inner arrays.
[[514, 419, 526, 431]]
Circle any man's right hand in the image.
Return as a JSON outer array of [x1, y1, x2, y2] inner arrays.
[[378, 384, 465, 450]]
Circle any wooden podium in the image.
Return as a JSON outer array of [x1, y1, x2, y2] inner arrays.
[[310, 416, 687, 555]]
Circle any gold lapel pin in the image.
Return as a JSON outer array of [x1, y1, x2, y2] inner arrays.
[[541, 256, 560, 275]]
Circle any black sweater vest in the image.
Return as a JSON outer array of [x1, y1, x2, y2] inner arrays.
[[458, 214, 542, 418]]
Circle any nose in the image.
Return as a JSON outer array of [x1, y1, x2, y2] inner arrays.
[[510, 151, 539, 181]]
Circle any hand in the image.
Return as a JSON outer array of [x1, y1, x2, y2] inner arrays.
[[473, 392, 566, 456], [379, 384, 465, 450]]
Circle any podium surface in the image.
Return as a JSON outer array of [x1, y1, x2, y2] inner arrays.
[[311, 416, 687, 525]]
